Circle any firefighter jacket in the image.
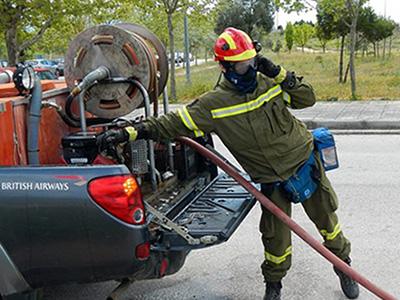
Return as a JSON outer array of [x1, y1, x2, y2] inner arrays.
[[143, 72, 316, 183]]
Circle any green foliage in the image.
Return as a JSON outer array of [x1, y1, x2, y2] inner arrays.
[[0, 0, 132, 64], [358, 7, 396, 44], [274, 0, 314, 13], [293, 23, 314, 51], [285, 22, 294, 52], [316, 0, 349, 38], [214, 0, 275, 39]]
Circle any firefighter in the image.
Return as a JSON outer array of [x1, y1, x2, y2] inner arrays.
[[98, 27, 359, 300]]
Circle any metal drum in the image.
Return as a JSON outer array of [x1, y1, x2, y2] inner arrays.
[[64, 24, 168, 119]]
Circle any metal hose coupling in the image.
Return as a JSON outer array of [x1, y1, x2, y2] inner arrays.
[[70, 65, 111, 97]]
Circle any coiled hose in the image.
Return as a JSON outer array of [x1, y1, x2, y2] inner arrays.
[[177, 136, 397, 300]]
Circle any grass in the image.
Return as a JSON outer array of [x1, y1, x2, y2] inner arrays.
[[173, 61, 221, 102], [170, 50, 400, 102]]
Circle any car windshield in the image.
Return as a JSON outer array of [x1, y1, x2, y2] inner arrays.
[[36, 70, 57, 80]]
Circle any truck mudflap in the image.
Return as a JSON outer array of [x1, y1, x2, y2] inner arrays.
[[154, 173, 257, 251]]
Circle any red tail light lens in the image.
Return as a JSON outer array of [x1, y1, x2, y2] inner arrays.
[[159, 258, 169, 277], [88, 175, 145, 225], [136, 242, 150, 260]]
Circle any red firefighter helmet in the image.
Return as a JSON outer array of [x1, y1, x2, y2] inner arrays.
[[214, 27, 256, 62]]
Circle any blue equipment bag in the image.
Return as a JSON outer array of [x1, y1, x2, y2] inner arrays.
[[312, 127, 339, 171], [281, 154, 318, 203]]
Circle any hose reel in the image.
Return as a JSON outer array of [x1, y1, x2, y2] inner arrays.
[[64, 23, 168, 119]]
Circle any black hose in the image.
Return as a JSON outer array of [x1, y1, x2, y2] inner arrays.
[[66, 94, 80, 121], [57, 109, 80, 127], [27, 77, 42, 165], [64, 93, 112, 127]]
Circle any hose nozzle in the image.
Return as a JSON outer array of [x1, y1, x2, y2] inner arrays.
[[70, 66, 110, 97]]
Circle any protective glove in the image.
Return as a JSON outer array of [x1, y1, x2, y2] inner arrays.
[[97, 126, 137, 151], [255, 55, 281, 78], [256, 55, 297, 88]]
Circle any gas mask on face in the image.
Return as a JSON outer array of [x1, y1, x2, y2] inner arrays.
[[222, 58, 257, 94]]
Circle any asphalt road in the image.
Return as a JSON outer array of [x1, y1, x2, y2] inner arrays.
[[44, 135, 400, 300]]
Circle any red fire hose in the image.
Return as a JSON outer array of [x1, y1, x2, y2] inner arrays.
[[178, 136, 397, 300]]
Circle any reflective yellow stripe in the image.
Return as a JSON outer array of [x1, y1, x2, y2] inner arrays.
[[220, 32, 237, 50], [222, 49, 257, 62], [320, 223, 342, 241], [274, 67, 287, 84], [125, 126, 138, 141], [283, 92, 291, 105], [211, 85, 282, 119], [264, 246, 292, 265], [178, 107, 204, 137]]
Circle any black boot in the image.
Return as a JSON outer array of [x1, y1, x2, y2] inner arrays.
[[334, 257, 360, 299], [264, 281, 282, 300]]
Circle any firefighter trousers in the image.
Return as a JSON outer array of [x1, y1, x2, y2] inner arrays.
[[259, 154, 351, 282]]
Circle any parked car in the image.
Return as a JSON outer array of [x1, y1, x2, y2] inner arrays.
[[34, 67, 58, 80], [55, 60, 64, 77], [26, 59, 58, 76]]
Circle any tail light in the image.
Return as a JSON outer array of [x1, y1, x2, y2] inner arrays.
[[136, 242, 150, 260], [88, 175, 145, 225], [159, 258, 169, 277]]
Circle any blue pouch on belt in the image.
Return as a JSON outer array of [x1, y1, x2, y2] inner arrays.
[[281, 154, 318, 204], [312, 127, 339, 171]]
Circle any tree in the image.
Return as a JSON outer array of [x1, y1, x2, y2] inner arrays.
[[315, 4, 336, 53], [0, 0, 127, 65], [315, 0, 350, 83], [293, 23, 314, 52], [214, 0, 275, 39], [188, 10, 217, 64], [0, 0, 57, 65], [274, 0, 316, 12], [285, 22, 294, 52], [346, 0, 367, 99]]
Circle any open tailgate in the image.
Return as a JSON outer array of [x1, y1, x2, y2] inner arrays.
[[155, 173, 257, 250]]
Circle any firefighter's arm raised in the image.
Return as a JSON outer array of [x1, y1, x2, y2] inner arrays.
[[256, 55, 316, 109]]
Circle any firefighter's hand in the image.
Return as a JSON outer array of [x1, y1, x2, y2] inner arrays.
[[97, 127, 137, 151], [255, 55, 281, 78]]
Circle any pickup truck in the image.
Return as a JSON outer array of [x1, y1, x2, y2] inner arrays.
[[0, 25, 256, 300]]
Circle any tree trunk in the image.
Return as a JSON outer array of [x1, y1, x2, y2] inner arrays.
[[373, 42, 376, 57], [339, 35, 345, 83], [348, 5, 358, 100], [205, 47, 208, 63], [167, 13, 177, 100], [383, 38, 386, 59], [388, 36, 393, 57], [377, 41, 380, 57], [5, 27, 19, 66], [301, 45, 304, 52], [343, 61, 350, 83]]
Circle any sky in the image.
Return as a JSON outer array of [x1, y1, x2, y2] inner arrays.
[[276, 0, 400, 27]]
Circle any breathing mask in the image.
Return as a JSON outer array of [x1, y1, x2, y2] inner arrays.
[[222, 58, 257, 94]]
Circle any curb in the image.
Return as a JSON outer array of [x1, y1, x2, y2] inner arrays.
[[303, 119, 400, 130]]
